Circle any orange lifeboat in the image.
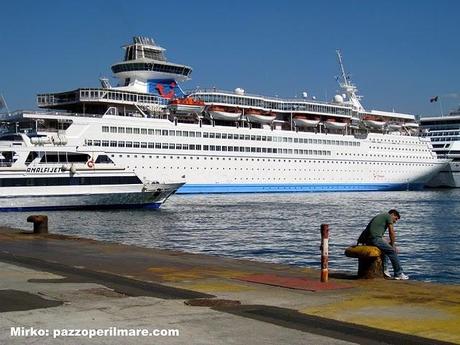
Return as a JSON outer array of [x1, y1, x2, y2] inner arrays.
[[245, 109, 276, 123], [169, 97, 205, 115]]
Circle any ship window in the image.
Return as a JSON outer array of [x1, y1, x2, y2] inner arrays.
[[155, 143, 161, 149], [162, 143, 168, 149], [95, 155, 113, 164], [183, 144, 189, 150], [102, 140, 109, 147], [148, 129, 154, 135], [133, 142, 140, 148], [155, 129, 161, 135], [148, 143, 154, 148], [86, 139, 93, 146], [25, 151, 39, 165], [162, 130, 168, 136], [133, 128, 140, 134], [209, 133, 215, 139], [141, 142, 147, 148], [118, 141, 125, 147], [216, 133, 221, 139], [126, 141, 133, 148], [94, 140, 101, 146], [118, 127, 125, 133], [110, 141, 117, 147], [141, 128, 147, 135], [228, 134, 233, 139], [102, 126, 109, 133], [110, 127, 117, 133], [169, 130, 175, 136], [126, 128, 133, 134], [169, 143, 175, 149]]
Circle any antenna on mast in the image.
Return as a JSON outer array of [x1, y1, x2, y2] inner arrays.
[[335, 50, 364, 112]]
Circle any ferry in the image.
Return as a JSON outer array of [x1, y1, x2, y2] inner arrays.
[[0, 36, 447, 195], [0, 131, 183, 210], [420, 106, 460, 187]]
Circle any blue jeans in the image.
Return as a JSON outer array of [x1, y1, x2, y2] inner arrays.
[[367, 237, 403, 276]]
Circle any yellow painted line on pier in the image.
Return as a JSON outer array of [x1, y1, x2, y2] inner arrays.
[[147, 266, 248, 282], [301, 280, 460, 344]]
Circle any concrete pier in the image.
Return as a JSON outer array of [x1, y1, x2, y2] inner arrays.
[[0, 226, 458, 345]]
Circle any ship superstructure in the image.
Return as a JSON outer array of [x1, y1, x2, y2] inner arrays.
[[420, 107, 460, 187], [1, 37, 448, 194]]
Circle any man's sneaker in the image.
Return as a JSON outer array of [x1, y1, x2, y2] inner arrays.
[[383, 269, 391, 278], [394, 273, 409, 280]]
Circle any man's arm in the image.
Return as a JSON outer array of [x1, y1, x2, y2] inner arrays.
[[388, 224, 396, 247]]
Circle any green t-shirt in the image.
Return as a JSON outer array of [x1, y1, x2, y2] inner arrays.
[[367, 212, 393, 239]]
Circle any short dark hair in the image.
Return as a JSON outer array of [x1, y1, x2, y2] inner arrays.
[[389, 209, 400, 219]]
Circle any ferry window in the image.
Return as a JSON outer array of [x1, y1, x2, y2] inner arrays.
[[196, 145, 201, 150], [228, 134, 233, 139], [196, 132, 201, 138], [169, 130, 175, 136], [216, 133, 221, 139], [110, 127, 117, 133], [294, 149, 299, 154], [256, 136, 261, 141], [176, 130, 182, 136], [110, 141, 117, 147], [262, 148, 267, 153], [267, 148, 272, 153], [245, 135, 250, 140], [222, 133, 227, 139], [188, 144, 193, 150], [216, 146, 221, 151], [94, 140, 101, 146], [283, 149, 288, 154], [273, 148, 278, 153], [148, 129, 154, 135], [162, 143, 168, 149], [203, 132, 209, 138], [251, 135, 256, 141], [233, 147, 239, 152], [294, 138, 299, 143], [86, 139, 93, 146], [126, 128, 133, 134], [228, 146, 234, 152], [102, 140, 109, 147], [256, 147, 261, 153], [118, 127, 125, 133], [189, 132, 195, 138], [141, 142, 147, 148], [133, 128, 140, 134], [169, 143, 175, 149], [155, 129, 161, 135], [118, 141, 125, 147], [162, 130, 168, 136], [133, 142, 140, 148], [95, 155, 113, 164], [25, 151, 39, 165], [222, 146, 227, 151], [203, 145, 209, 150], [148, 143, 154, 148], [245, 147, 250, 152], [102, 126, 109, 133], [313, 139, 318, 144], [183, 144, 189, 150], [183, 131, 189, 137], [210, 145, 216, 151], [210, 133, 215, 139], [233, 134, 239, 140], [126, 141, 133, 148], [155, 143, 161, 149]]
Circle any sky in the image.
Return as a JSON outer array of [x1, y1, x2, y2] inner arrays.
[[0, 0, 459, 117]]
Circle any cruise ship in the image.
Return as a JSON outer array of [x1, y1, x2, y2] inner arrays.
[[420, 106, 460, 187], [0, 36, 447, 195]]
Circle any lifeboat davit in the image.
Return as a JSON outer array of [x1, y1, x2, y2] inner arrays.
[[293, 116, 320, 128], [169, 97, 205, 115], [245, 109, 276, 123], [208, 106, 241, 121]]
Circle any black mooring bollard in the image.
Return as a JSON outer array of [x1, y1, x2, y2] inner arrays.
[[27, 215, 48, 234]]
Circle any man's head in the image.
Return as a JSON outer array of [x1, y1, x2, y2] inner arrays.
[[389, 209, 401, 223]]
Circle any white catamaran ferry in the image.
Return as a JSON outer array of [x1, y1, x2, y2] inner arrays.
[[420, 106, 460, 187], [0, 36, 447, 198]]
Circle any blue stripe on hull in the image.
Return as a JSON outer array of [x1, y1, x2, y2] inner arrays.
[[0, 203, 162, 212], [177, 183, 425, 194]]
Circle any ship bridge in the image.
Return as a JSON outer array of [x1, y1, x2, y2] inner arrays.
[[111, 37, 192, 97]]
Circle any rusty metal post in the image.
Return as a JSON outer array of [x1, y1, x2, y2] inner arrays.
[[27, 215, 48, 234], [320, 224, 329, 282]]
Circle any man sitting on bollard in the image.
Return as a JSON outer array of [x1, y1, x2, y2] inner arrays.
[[357, 209, 409, 280]]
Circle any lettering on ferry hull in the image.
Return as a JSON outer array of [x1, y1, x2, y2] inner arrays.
[[26, 167, 63, 173]]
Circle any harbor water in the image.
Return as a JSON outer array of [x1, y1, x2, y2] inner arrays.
[[1, 189, 459, 284]]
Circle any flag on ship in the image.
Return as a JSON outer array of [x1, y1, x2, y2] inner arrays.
[[430, 96, 439, 103]]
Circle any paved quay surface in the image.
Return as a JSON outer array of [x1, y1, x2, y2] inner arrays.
[[0, 226, 458, 345]]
